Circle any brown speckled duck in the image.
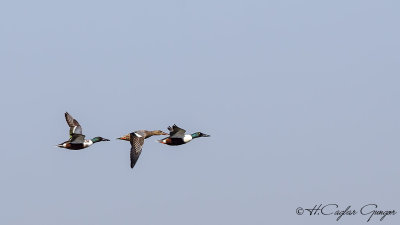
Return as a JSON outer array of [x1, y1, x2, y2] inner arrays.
[[117, 130, 168, 169]]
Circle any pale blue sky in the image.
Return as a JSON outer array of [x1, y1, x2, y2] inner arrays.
[[1, 1, 399, 224]]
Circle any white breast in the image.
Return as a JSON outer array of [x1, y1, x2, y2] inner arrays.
[[83, 140, 93, 148], [183, 135, 192, 143]]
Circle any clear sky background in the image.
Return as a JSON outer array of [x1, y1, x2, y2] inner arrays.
[[1, 1, 399, 224]]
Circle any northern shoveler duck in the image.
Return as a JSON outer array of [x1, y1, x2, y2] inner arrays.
[[57, 112, 110, 150], [117, 130, 168, 169], [158, 124, 210, 146]]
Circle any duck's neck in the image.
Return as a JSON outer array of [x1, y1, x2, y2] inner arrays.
[[144, 130, 158, 139]]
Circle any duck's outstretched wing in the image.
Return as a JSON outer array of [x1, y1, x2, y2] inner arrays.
[[168, 124, 186, 138], [65, 112, 82, 137], [130, 132, 145, 169], [70, 134, 85, 144]]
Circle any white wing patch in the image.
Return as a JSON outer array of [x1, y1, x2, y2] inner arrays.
[[134, 133, 142, 138]]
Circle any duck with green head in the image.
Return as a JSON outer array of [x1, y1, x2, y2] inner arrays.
[[158, 124, 210, 146], [57, 112, 110, 150]]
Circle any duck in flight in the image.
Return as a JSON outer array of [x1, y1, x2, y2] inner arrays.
[[158, 124, 210, 146], [57, 112, 110, 150], [117, 130, 168, 169]]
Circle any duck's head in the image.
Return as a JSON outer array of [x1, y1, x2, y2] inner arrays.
[[116, 133, 130, 141], [191, 132, 210, 138], [91, 137, 110, 143]]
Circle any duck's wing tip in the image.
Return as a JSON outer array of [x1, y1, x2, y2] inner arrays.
[[65, 112, 81, 127]]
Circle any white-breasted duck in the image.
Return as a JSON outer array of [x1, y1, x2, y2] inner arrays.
[[57, 112, 109, 150], [158, 124, 210, 146]]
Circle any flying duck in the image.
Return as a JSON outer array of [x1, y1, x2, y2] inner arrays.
[[57, 112, 109, 150], [117, 130, 168, 169], [158, 124, 210, 146]]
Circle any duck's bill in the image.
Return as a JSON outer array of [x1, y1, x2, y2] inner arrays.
[[103, 138, 110, 141], [202, 134, 210, 137]]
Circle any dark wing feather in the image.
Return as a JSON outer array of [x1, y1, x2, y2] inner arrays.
[[70, 134, 85, 144], [130, 133, 145, 169], [168, 124, 186, 138], [65, 112, 82, 136]]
